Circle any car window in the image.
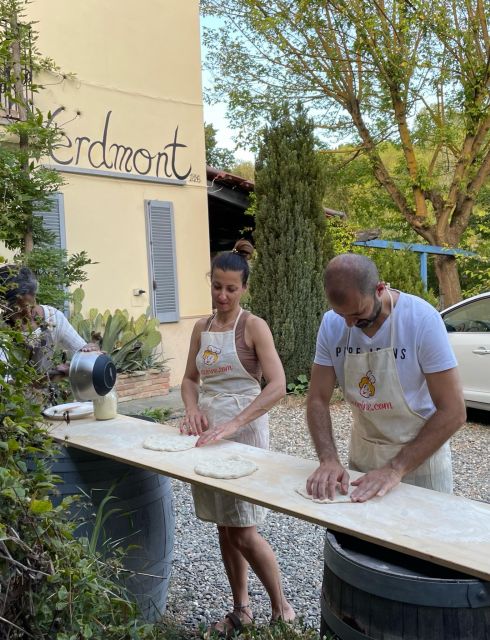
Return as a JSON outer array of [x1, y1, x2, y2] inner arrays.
[[443, 298, 490, 333]]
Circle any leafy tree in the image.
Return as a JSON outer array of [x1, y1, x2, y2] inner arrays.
[[230, 159, 255, 181], [18, 247, 96, 308], [202, 0, 490, 306], [0, 0, 64, 252], [250, 103, 327, 382], [204, 121, 236, 170], [0, 0, 93, 304]]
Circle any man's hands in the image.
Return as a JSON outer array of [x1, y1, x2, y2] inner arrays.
[[306, 461, 350, 501], [350, 466, 402, 502], [306, 461, 403, 502]]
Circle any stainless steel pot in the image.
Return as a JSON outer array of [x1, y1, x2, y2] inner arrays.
[[69, 351, 117, 401]]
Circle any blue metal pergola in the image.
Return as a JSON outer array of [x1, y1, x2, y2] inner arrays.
[[352, 239, 477, 290]]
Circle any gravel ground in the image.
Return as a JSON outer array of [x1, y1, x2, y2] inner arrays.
[[164, 400, 490, 633]]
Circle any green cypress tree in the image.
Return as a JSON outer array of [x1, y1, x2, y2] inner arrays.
[[250, 103, 327, 383]]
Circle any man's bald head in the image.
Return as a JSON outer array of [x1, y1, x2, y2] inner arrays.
[[324, 254, 379, 305]]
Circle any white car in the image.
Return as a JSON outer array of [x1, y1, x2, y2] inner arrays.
[[441, 292, 490, 411]]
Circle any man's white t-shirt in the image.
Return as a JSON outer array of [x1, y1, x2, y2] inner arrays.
[[314, 291, 457, 419]]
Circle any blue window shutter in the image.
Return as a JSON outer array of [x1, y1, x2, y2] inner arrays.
[[34, 193, 66, 249], [146, 200, 179, 323]]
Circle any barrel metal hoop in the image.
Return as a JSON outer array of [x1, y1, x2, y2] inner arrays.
[[324, 536, 490, 609], [321, 592, 373, 640]]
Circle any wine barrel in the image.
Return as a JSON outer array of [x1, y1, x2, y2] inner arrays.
[[321, 530, 490, 640], [49, 429, 174, 622]]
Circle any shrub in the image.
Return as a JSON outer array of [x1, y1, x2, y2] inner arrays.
[[0, 325, 168, 638], [251, 103, 327, 383], [70, 288, 167, 373]]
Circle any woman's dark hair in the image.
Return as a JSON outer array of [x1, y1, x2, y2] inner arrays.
[[211, 239, 254, 285], [0, 264, 38, 308]]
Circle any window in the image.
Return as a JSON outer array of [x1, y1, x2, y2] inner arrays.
[[443, 297, 490, 333], [34, 193, 66, 249], [145, 200, 179, 323]]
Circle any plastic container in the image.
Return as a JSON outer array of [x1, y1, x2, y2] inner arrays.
[[93, 389, 118, 420]]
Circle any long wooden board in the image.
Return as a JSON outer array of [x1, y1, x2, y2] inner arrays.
[[48, 415, 490, 581]]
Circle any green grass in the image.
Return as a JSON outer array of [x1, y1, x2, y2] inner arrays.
[[139, 406, 174, 422]]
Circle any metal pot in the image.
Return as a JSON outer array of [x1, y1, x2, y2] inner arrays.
[[69, 351, 117, 401]]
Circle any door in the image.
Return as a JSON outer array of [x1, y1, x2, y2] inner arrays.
[[442, 294, 490, 410]]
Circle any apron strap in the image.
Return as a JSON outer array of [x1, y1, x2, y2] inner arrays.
[[207, 307, 243, 332], [233, 307, 243, 331]]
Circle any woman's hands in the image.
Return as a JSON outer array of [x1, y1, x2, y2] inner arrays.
[[180, 408, 208, 436], [195, 421, 239, 447]]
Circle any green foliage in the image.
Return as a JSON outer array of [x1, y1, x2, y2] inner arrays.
[[287, 374, 309, 396], [321, 146, 490, 301], [0, 0, 67, 252], [250, 103, 328, 382], [16, 246, 96, 308], [139, 407, 173, 423], [355, 247, 439, 306], [205, 122, 236, 170], [0, 325, 169, 637], [321, 146, 414, 244], [325, 217, 356, 258], [202, 0, 490, 303], [70, 288, 167, 373], [230, 160, 255, 181], [0, 144, 64, 250], [457, 205, 490, 297]]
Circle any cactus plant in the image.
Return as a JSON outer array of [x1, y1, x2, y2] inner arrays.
[[70, 288, 167, 373]]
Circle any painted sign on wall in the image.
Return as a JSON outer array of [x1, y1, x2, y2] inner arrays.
[[49, 108, 193, 181]]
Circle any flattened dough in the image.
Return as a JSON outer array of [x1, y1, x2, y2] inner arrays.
[[296, 485, 353, 503], [143, 433, 198, 451], [194, 455, 257, 479]]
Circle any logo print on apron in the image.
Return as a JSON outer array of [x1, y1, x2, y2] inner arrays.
[[359, 370, 376, 398]]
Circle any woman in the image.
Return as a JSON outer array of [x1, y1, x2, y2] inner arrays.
[[0, 264, 97, 402], [181, 240, 295, 635]]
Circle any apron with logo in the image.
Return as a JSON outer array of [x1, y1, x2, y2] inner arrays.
[[343, 293, 453, 493], [191, 308, 269, 526]]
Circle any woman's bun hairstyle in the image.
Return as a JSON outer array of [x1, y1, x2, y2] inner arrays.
[[232, 239, 254, 261], [211, 238, 255, 285]]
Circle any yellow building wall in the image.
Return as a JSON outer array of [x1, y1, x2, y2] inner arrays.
[[19, 0, 211, 385]]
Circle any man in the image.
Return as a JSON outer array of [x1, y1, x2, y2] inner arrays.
[[306, 254, 466, 503]]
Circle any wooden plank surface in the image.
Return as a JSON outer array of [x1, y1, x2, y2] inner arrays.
[[48, 414, 490, 581]]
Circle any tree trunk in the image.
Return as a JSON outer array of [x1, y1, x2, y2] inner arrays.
[[11, 11, 33, 254], [24, 230, 34, 253], [434, 255, 462, 308]]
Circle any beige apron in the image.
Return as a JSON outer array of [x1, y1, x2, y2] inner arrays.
[[344, 293, 453, 493], [191, 308, 269, 526]]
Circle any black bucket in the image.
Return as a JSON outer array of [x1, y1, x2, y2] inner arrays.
[[321, 530, 490, 640], [49, 440, 174, 622]]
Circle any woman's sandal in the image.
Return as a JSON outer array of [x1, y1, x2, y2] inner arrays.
[[208, 604, 254, 638]]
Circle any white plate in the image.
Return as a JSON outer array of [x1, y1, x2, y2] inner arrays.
[[43, 402, 94, 420]]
